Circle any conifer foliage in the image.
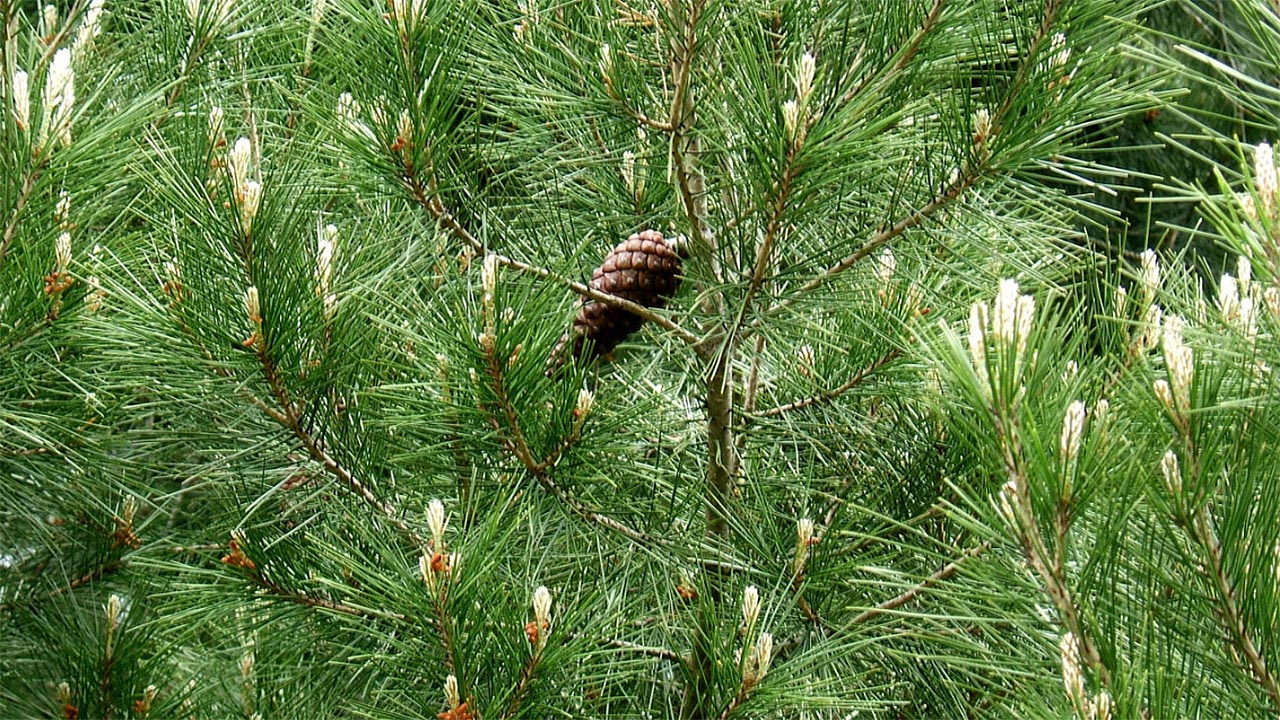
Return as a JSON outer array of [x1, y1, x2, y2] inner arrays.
[[2, 0, 1278, 718]]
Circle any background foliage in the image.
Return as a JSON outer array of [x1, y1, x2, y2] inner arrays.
[[3, 0, 1280, 718]]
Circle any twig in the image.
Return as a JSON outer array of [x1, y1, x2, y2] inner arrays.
[[758, 0, 1065, 329], [989, 0, 1064, 137], [427, 577, 462, 673], [1193, 504, 1280, 707], [249, 574, 408, 622], [474, 343, 743, 577], [0, 159, 45, 269], [30, 0, 85, 79], [994, 406, 1111, 689], [253, 345, 427, 550], [826, 503, 945, 558], [1, 4, 16, 83], [605, 83, 675, 132], [479, 340, 655, 545], [162, 32, 212, 112], [231, 176, 425, 550], [715, 685, 750, 720], [0, 558, 125, 613], [796, 594, 823, 628], [722, 146, 800, 364], [850, 541, 989, 625], [1171, 422, 1280, 706], [839, 0, 946, 107], [658, 5, 734, 718], [754, 348, 901, 418], [238, 47, 262, 177], [597, 636, 685, 664], [499, 648, 543, 720], [752, 171, 979, 327]]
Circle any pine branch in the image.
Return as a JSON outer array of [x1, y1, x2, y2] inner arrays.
[[1194, 504, 1280, 707], [249, 573, 408, 622], [597, 636, 685, 664], [995, 407, 1113, 689], [604, 80, 674, 132], [850, 541, 990, 625], [838, 0, 947, 107], [479, 337, 655, 545], [30, 0, 84, 78], [990, 0, 1064, 138], [164, 38, 208, 111], [753, 348, 902, 419], [723, 144, 801, 367], [1172, 430, 1280, 707], [0, 558, 125, 613], [795, 594, 824, 629], [741, 159, 797, 311], [193, 109, 422, 556], [751, 171, 980, 327], [252, 344, 427, 551], [0, 158, 44, 269], [498, 649, 543, 720], [426, 575, 462, 674], [773, 540, 988, 665], [827, 504, 945, 558], [757, 0, 1064, 329], [715, 685, 750, 720]]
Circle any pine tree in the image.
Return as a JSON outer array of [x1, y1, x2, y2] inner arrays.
[[4, 0, 1278, 718]]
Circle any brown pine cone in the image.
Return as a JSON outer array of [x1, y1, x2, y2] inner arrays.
[[549, 230, 684, 371]]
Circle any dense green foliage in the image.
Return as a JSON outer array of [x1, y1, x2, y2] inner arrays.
[[3, 0, 1280, 718]]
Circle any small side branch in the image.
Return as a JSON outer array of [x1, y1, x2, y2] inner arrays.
[[0, 558, 125, 613], [754, 171, 978, 327], [249, 574, 408, 622], [994, 409, 1112, 689], [253, 346, 427, 550], [760, 0, 1062, 329], [755, 348, 901, 419], [599, 636, 685, 664], [0, 160, 45, 269], [1194, 505, 1280, 706], [735, 155, 798, 331], [479, 340, 655, 545], [850, 541, 989, 625], [604, 83, 675, 132], [839, 0, 946, 106], [30, 0, 85, 77], [499, 647, 545, 720], [426, 575, 462, 673]]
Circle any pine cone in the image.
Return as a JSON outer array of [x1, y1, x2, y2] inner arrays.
[[549, 230, 684, 371]]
